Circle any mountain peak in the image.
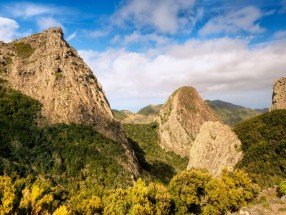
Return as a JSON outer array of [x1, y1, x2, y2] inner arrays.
[[271, 77, 286, 111], [0, 28, 140, 176], [157, 85, 219, 157]]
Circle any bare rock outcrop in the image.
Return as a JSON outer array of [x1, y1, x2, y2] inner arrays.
[[271, 77, 286, 110], [0, 27, 140, 176], [157, 86, 219, 157], [187, 121, 243, 176]]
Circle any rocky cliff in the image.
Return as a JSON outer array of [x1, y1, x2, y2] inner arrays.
[[157, 86, 219, 157], [187, 121, 243, 176], [0, 27, 140, 176], [271, 77, 286, 110]]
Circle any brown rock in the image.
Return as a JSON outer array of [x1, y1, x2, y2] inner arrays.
[[187, 121, 243, 176], [157, 86, 219, 157], [271, 77, 286, 111], [0, 27, 140, 177]]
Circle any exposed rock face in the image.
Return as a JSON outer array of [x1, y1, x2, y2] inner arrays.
[[187, 121, 243, 176], [157, 86, 219, 157], [0, 27, 140, 176], [271, 77, 286, 110]]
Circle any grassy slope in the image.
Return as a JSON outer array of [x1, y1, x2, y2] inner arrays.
[[234, 110, 286, 187], [138, 104, 163, 116], [123, 123, 188, 184], [112, 109, 129, 121], [207, 100, 262, 126]]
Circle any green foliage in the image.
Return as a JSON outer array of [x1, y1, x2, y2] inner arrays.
[[14, 42, 34, 59], [103, 179, 172, 215], [123, 123, 188, 184], [206, 100, 261, 126], [278, 180, 286, 197], [0, 84, 132, 206], [169, 169, 259, 214], [234, 110, 286, 187]]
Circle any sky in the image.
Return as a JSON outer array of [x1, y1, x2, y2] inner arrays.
[[0, 0, 286, 111]]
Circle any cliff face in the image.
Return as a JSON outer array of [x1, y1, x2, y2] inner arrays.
[[0, 27, 140, 176], [271, 77, 286, 111], [187, 121, 243, 176], [157, 86, 219, 157]]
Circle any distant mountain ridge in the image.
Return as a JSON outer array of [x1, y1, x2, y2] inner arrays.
[[113, 100, 267, 127], [206, 100, 267, 126]]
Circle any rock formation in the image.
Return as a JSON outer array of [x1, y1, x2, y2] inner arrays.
[[0, 27, 140, 176], [187, 121, 243, 176], [271, 77, 286, 110], [157, 86, 219, 157]]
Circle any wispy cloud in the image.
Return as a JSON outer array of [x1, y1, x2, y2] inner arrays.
[[199, 6, 265, 36], [0, 17, 19, 42], [114, 31, 171, 46], [89, 30, 110, 38], [6, 2, 61, 18], [112, 0, 196, 34], [66, 32, 77, 41], [36, 17, 63, 31], [273, 30, 286, 39]]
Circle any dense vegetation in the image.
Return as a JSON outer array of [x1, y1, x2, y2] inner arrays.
[[206, 100, 262, 126], [234, 110, 286, 187], [0, 169, 259, 214], [0, 84, 133, 211], [123, 123, 188, 183], [0, 83, 263, 214]]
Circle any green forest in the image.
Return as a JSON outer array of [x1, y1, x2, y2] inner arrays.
[[0, 83, 285, 214]]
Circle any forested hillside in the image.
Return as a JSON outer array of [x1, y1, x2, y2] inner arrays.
[[234, 110, 286, 187]]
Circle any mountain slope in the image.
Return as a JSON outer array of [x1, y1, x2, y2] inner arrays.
[[0, 27, 139, 176], [206, 100, 262, 126], [138, 104, 163, 116], [234, 110, 286, 187], [0, 84, 133, 192]]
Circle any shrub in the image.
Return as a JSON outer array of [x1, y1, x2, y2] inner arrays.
[[168, 169, 259, 214], [103, 179, 172, 215], [278, 181, 286, 197], [14, 42, 34, 59], [0, 176, 16, 214]]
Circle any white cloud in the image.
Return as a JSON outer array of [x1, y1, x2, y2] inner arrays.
[[120, 31, 171, 46], [113, 0, 196, 34], [79, 38, 286, 110], [199, 6, 265, 36], [274, 30, 286, 39], [37, 17, 63, 31], [90, 30, 110, 38], [7, 2, 59, 18], [0, 17, 19, 42], [66, 32, 77, 41]]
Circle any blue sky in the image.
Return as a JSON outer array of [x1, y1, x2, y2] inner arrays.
[[1, 0, 286, 111]]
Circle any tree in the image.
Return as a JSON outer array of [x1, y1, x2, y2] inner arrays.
[[168, 168, 212, 214]]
